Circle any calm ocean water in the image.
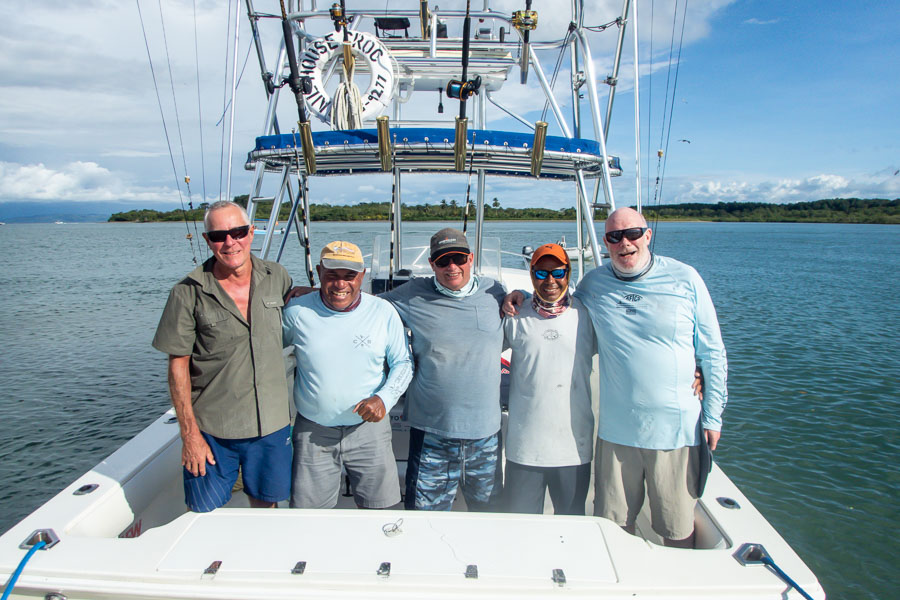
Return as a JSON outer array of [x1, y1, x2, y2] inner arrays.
[[0, 220, 897, 598]]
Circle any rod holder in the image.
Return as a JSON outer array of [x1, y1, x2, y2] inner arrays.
[[454, 117, 468, 172], [419, 0, 429, 38], [377, 116, 392, 171], [530, 121, 548, 177], [298, 121, 317, 175], [342, 41, 355, 72]]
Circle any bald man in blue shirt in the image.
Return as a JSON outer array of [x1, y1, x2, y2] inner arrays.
[[575, 207, 727, 548]]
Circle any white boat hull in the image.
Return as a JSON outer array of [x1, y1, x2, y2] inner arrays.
[[0, 405, 825, 599]]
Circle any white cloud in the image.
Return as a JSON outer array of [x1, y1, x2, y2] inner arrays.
[[663, 171, 900, 205], [0, 161, 178, 203], [743, 18, 780, 26]]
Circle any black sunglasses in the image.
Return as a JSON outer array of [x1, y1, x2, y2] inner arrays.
[[605, 227, 647, 244], [205, 225, 251, 243], [433, 253, 469, 268], [532, 268, 568, 280]]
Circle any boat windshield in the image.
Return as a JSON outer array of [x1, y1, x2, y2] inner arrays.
[[371, 234, 502, 282]]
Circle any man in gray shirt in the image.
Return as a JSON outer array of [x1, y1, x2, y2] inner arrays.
[[382, 228, 506, 511]]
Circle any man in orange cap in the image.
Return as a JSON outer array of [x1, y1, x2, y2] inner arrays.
[[502, 243, 596, 514]]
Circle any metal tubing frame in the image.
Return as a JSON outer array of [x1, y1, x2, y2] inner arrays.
[[392, 166, 403, 272], [527, 45, 572, 138], [474, 91, 486, 272], [260, 167, 291, 258], [571, 27, 617, 214], [574, 169, 602, 263], [570, 2, 585, 277], [276, 174, 304, 262], [484, 91, 534, 130], [631, 0, 642, 212], [225, 0, 242, 204], [603, 0, 631, 140]]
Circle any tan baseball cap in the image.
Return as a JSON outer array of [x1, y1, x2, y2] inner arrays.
[[320, 240, 365, 272]]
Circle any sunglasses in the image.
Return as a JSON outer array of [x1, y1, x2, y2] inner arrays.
[[532, 268, 569, 280], [433, 253, 470, 268], [205, 225, 251, 243], [604, 227, 647, 244]]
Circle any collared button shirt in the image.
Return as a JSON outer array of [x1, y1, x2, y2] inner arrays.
[[152, 254, 292, 439]]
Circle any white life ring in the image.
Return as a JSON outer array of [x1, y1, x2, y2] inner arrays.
[[298, 31, 395, 123]]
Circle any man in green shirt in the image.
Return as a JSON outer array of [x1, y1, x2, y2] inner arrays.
[[152, 201, 293, 512]]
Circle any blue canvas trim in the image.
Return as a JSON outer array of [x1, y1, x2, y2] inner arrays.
[[255, 128, 603, 156]]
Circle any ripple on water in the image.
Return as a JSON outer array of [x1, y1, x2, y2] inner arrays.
[[1, 221, 898, 600]]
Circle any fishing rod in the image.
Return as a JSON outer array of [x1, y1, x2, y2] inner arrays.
[[330, 0, 363, 128], [462, 132, 476, 234], [447, 0, 481, 172], [279, 0, 316, 174], [290, 129, 315, 286], [519, 0, 534, 83]]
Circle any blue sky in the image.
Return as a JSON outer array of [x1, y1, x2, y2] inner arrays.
[[0, 0, 897, 218]]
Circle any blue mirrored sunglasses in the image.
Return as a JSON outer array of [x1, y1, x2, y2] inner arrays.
[[532, 268, 568, 280]]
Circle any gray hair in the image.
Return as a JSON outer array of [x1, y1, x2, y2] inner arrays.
[[203, 201, 250, 231]]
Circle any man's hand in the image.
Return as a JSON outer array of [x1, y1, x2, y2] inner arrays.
[[181, 430, 216, 477], [704, 429, 721, 451], [354, 395, 387, 422], [692, 367, 704, 401], [284, 285, 316, 303], [502, 290, 526, 317]]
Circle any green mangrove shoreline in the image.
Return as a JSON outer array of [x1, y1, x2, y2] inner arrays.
[[108, 197, 899, 225]]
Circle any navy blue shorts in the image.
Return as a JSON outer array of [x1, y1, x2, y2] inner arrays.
[[183, 425, 291, 512]]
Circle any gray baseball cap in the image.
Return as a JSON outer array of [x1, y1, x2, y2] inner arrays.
[[430, 227, 470, 261]]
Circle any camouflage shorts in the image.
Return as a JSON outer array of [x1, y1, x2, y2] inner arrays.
[[405, 428, 503, 511]]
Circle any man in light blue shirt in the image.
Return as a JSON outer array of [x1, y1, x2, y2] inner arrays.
[[283, 241, 412, 509], [575, 207, 727, 548]]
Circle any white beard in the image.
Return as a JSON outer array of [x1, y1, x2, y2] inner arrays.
[[611, 251, 651, 277]]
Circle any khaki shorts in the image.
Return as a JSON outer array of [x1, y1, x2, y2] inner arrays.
[[593, 439, 699, 540], [291, 415, 401, 509]]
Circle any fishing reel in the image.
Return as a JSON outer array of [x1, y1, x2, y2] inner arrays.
[[446, 75, 482, 101], [330, 2, 349, 31], [281, 73, 312, 96], [512, 9, 538, 32]]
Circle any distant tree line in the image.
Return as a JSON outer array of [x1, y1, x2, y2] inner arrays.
[[641, 198, 899, 224], [108, 197, 898, 224]]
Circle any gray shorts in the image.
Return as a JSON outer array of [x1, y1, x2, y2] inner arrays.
[[593, 439, 699, 540], [291, 414, 401, 509]]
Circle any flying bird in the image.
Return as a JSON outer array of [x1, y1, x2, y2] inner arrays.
[[677, 139, 691, 144]]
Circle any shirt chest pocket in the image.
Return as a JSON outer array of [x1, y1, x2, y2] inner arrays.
[[196, 309, 237, 349], [475, 305, 499, 332], [261, 296, 284, 328]]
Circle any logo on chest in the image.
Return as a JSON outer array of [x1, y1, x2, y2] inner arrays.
[[353, 334, 372, 349], [542, 329, 560, 341], [615, 293, 643, 315]]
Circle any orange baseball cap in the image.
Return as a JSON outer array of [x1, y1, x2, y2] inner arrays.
[[530, 243, 569, 267]]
